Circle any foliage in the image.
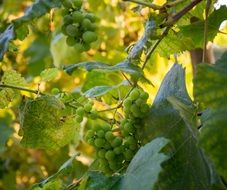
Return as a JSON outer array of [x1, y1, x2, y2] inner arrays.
[[0, 0, 227, 189]]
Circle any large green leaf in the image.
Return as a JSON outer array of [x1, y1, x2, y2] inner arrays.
[[180, 6, 227, 48], [80, 171, 122, 190], [120, 137, 170, 190], [19, 96, 78, 150], [194, 51, 227, 180], [140, 64, 225, 189]]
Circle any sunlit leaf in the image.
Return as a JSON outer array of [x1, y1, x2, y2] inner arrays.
[[40, 68, 59, 82]]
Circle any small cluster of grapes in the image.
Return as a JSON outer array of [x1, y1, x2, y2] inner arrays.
[[123, 88, 149, 118], [61, 0, 97, 52], [85, 88, 150, 174]]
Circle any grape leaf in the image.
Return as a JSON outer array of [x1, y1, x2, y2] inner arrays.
[[80, 171, 122, 190], [140, 64, 225, 189], [0, 25, 14, 61], [120, 137, 170, 190], [19, 96, 78, 150], [194, 52, 227, 180], [40, 68, 59, 82], [0, 89, 18, 109], [83, 80, 130, 98], [180, 6, 227, 48], [2, 70, 26, 87]]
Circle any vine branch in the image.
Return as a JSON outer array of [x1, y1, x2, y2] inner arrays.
[[122, 0, 162, 10]]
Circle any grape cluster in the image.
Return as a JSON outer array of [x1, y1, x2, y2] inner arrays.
[[61, 0, 97, 51], [86, 125, 126, 173], [123, 88, 149, 118]]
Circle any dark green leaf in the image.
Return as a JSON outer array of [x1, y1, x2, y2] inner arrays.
[[180, 6, 227, 48], [139, 64, 224, 189], [81, 171, 122, 190], [194, 52, 227, 180], [121, 137, 170, 190], [0, 25, 14, 60]]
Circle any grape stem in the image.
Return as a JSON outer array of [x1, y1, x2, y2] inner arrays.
[[0, 83, 45, 95], [122, 0, 162, 10]]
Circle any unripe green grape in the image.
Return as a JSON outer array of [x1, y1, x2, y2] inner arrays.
[[76, 115, 83, 123], [123, 98, 132, 108], [62, 0, 72, 9], [85, 13, 96, 22], [123, 122, 135, 133], [94, 125, 102, 132], [76, 107, 85, 116], [140, 104, 149, 113], [51, 88, 60, 95], [111, 137, 122, 148], [66, 24, 78, 37], [99, 158, 109, 167], [120, 119, 127, 127], [97, 130, 105, 138], [140, 91, 149, 100], [83, 43, 91, 51], [66, 36, 76, 46], [130, 104, 141, 117], [102, 124, 111, 132], [129, 89, 140, 100], [125, 136, 137, 146], [105, 131, 114, 142], [104, 142, 112, 150], [105, 150, 115, 160], [98, 149, 106, 158], [135, 98, 144, 106], [84, 103, 92, 112], [74, 43, 85, 52], [90, 110, 98, 119], [72, 0, 83, 8], [85, 130, 94, 140], [129, 144, 138, 150], [109, 161, 119, 170], [61, 9, 68, 16], [113, 146, 123, 154], [124, 149, 134, 161], [87, 138, 94, 145], [72, 11, 84, 23], [94, 138, 106, 148], [63, 15, 73, 25], [82, 18, 92, 30], [82, 31, 97, 43]]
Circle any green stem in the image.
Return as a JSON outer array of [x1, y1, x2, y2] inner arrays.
[[0, 84, 45, 95]]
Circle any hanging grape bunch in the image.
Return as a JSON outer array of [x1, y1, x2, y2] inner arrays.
[[85, 88, 150, 174], [61, 0, 97, 52]]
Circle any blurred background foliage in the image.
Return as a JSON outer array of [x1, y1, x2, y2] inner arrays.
[[0, 0, 227, 189]]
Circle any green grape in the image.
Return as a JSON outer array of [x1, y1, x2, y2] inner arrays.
[[135, 98, 144, 106], [94, 138, 106, 148], [129, 144, 138, 150], [140, 91, 149, 100], [102, 124, 111, 132], [125, 136, 137, 146], [87, 138, 94, 145], [61, 25, 67, 35], [63, 15, 73, 25], [113, 146, 123, 155], [72, 11, 84, 23], [124, 149, 134, 161], [104, 142, 112, 150], [61, 8, 68, 16], [85, 129, 94, 140], [76, 115, 83, 123], [129, 88, 140, 100], [94, 125, 102, 131], [99, 158, 109, 167], [90, 110, 98, 119], [97, 130, 105, 138], [105, 131, 114, 142], [76, 107, 85, 116], [84, 103, 92, 112], [88, 23, 96, 31], [130, 104, 141, 117], [123, 97, 132, 108], [51, 88, 60, 95], [82, 31, 97, 43], [66, 24, 78, 37], [72, 0, 83, 8], [109, 161, 119, 170], [83, 43, 91, 51], [111, 137, 122, 148], [140, 103, 149, 113], [85, 13, 96, 22], [105, 150, 115, 160], [98, 149, 106, 158], [82, 18, 92, 30], [62, 0, 72, 9], [123, 122, 135, 133], [74, 43, 85, 52], [66, 36, 76, 46]]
